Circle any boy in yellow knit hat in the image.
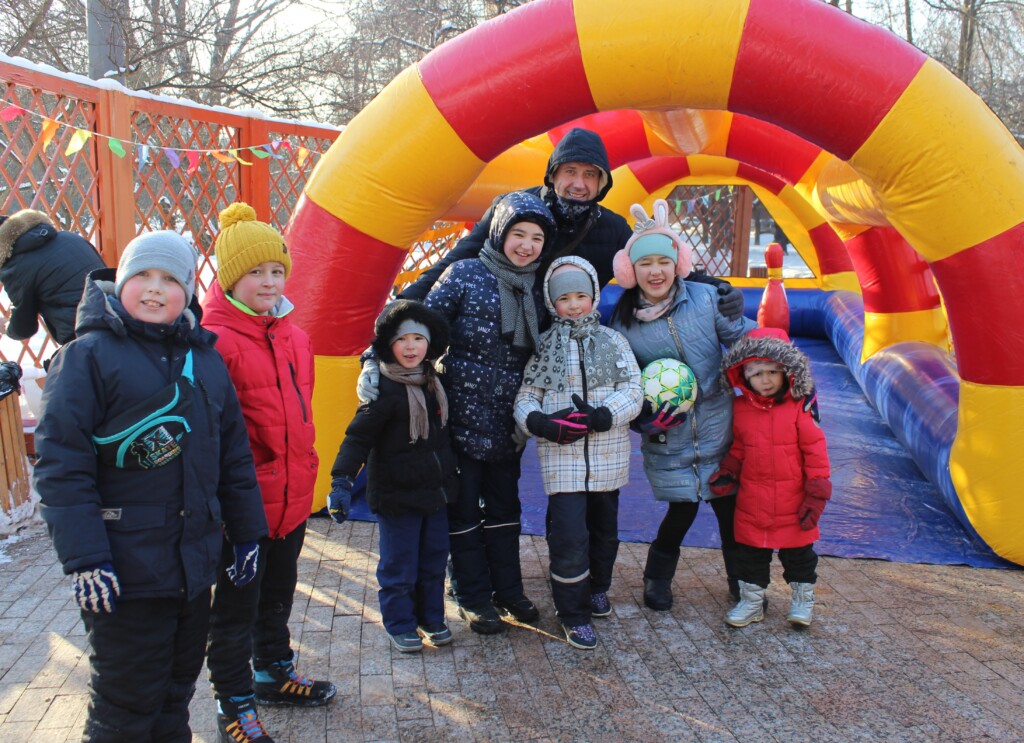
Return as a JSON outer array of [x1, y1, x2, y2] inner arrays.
[[202, 203, 334, 742]]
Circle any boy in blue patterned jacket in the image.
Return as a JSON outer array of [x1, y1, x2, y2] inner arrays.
[[514, 256, 643, 649]]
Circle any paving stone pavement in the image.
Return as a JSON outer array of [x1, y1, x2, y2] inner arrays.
[[1, 517, 1023, 742]]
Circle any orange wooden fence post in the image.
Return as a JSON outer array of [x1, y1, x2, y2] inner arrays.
[[94, 87, 138, 266], [1, 390, 31, 519]]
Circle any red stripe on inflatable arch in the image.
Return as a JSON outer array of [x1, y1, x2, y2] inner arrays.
[[846, 227, 940, 313], [729, 0, 925, 160], [727, 115, 822, 187], [418, 0, 595, 162], [628, 156, 690, 193], [735, 163, 785, 194], [810, 223, 854, 275], [549, 111, 653, 170], [930, 222, 1024, 385], [285, 196, 407, 357]]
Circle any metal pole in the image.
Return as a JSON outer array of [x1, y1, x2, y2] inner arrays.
[[86, 0, 126, 82]]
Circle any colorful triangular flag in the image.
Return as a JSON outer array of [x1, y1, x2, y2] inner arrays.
[[64, 128, 92, 156], [0, 105, 25, 122]]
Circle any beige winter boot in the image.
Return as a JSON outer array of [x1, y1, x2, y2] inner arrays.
[[724, 581, 766, 627], [786, 582, 815, 627]]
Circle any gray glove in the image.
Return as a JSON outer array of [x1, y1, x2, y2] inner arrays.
[[356, 356, 380, 404]]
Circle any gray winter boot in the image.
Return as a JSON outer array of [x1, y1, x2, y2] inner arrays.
[[724, 581, 766, 627], [642, 546, 679, 611], [786, 582, 815, 627]]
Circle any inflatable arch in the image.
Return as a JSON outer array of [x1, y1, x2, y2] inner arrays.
[[286, 0, 1024, 565]]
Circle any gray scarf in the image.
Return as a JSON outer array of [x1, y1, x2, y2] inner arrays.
[[522, 310, 629, 393], [379, 362, 448, 444], [478, 241, 541, 353]]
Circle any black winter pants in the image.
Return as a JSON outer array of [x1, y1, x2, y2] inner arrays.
[[652, 495, 739, 581], [447, 453, 524, 608], [546, 490, 620, 626], [734, 542, 818, 588], [81, 591, 210, 743], [207, 522, 306, 699]]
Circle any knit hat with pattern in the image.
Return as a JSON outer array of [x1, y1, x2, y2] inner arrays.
[[214, 202, 291, 291]]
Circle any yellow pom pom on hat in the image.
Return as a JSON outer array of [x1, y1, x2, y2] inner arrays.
[[214, 202, 291, 290]]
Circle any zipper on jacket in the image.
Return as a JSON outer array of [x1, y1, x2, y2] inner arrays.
[[690, 405, 702, 499], [288, 362, 308, 422], [197, 378, 216, 440], [432, 451, 449, 507], [576, 338, 591, 493]]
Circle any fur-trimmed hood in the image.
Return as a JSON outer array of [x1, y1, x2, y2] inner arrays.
[[0, 209, 52, 267], [721, 327, 813, 402], [371, 299, 450, 364]]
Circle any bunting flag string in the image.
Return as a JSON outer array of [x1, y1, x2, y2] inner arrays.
[[0, 104, 328, 174]]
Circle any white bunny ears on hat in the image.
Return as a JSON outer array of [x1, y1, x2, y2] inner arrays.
[[612, 199, 693, 288]]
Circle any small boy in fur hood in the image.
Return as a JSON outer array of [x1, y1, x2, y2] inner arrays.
[[711, 327, 831, 629]]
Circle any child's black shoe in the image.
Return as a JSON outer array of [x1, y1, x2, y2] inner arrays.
[[493, 594, 540, 623], [253, 655, 337, 707], [218, 694, 274, 742]]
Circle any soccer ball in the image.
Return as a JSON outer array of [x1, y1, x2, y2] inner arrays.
[[641, 358, 698, 412]]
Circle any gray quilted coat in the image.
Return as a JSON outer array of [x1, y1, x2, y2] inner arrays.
[[610, 279, 755, 502]]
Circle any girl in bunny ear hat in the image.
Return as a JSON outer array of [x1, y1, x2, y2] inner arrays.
[[610, 199, 757, 612]]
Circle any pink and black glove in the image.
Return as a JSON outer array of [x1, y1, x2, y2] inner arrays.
[[570, 394, 613, 433], [799, 478, 832, 530], [630, 400, 686, 436], [526, 408, 588, 445], [709, 453, 742, 496]]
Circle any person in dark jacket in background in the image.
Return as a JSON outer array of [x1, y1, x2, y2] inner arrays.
[[0, 209, 105, 346], [358, 127, 745, 402], [33, 230, 267, 743], [396, 128, 745, 308], [423, 191, 556, 635], [329, 300, 458, 653]]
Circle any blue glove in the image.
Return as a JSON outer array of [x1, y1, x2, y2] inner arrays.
[[329, 476, 354, 524], [631, 400, 687, 435], [227, 541, 259, 587], [72, 561, 121, 613]]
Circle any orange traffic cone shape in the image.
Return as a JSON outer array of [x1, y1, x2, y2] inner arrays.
[[757, 242, 789, 333]]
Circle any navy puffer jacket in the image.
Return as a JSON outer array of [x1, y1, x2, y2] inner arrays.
[[399, 129, 632, 300], [0, 210, 105, 344], [425, 258, 546, 462], [34, 268, 267, 601]]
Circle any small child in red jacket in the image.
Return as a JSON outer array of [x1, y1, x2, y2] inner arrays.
[[202, 203, 335, 740], [711, 327, 831, 628]]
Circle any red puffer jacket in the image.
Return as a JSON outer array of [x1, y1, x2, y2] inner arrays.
[[720, 328, 830, 549], [202, 282, 318, 538]]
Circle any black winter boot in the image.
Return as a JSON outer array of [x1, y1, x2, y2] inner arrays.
[[643, 545, 679, 611], [253, 653, 336, 708]]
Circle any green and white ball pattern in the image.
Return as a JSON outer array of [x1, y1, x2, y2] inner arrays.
[[641, 358, 698, 412]]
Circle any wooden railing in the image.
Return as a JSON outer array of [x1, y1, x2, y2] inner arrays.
[[1, 56, 340, 368]]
